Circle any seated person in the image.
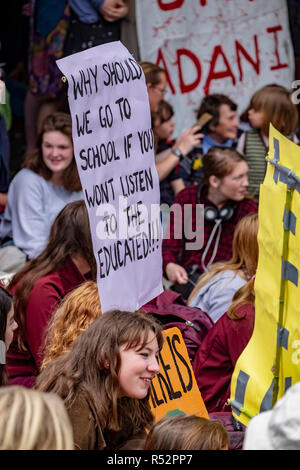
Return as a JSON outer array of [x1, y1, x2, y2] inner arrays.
[[188, 212, 258, 323], [192, 277, 255, 412], [0, 113, 83, 259], [153, 100, 186, 206], [237, 84, 299, 199], [36, 310, 163, 450], [139, 61, 203, 182], [0, 285, 17, 386], [186, 93, 240, 184], [162, 147, 258, 299], [6, 201, 96, 388]]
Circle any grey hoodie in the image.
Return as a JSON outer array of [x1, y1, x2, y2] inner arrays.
[[188, 270, 246, 323]]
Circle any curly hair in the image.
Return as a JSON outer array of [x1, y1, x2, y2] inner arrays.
[[41, 281, 101, 370]]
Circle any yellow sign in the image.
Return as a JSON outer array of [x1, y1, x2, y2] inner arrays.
[[230, 124, 300, 426], [150, 327, 208, 421]]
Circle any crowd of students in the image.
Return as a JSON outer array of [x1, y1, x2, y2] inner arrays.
[[0, 8, 300, 449]]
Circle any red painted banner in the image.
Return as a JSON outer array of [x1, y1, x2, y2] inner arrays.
[[136, 0, 294, 135]]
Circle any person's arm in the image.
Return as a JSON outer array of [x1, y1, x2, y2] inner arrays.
[[162, 191, 188, 284], [165, 262, 188, 285], [24, 281, 63, 369], [156, 152, 182, 182], [156, 126, 203, 181], [5, 171, 51, 258], [155, 147, 174, 164], [170, 178, 185, 196]]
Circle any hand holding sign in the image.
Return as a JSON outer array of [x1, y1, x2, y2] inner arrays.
[[57, 41, 163, 313]]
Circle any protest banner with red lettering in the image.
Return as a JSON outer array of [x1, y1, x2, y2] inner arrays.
[[136, 0, 295, 135]]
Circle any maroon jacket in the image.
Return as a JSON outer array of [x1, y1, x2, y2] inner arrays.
[[162, 185, 258, 274], [7, 256, 89, 388], [192, 303, 254, 412]]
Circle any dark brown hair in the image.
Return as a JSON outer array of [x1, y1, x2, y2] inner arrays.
[[202, 146, 246, 185], [196, 94, 237, 128], [36, 310, 163, 434], [155, 100, 174, 124], [152, 100, 174, 150], [144, 414, 229, 450], [9, 200, 96, 350], [23, 112, 81, 192]]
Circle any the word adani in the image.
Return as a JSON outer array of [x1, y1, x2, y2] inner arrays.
[[158, 26, 288, 95]]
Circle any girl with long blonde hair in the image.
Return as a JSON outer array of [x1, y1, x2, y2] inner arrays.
[[0, 385, 74, 450], [188, 212, 258, 323]]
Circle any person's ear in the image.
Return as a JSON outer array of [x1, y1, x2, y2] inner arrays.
[[209, 122, 217, 133], [209, 175, 221, 189], [104, 359, 110, 369]]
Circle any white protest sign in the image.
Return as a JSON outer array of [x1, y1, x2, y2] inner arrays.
[[57, 41, 163, 313], [136, 0, 295, 136]]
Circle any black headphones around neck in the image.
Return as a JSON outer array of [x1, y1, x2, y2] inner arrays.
[[198, 185, 237, 223]]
